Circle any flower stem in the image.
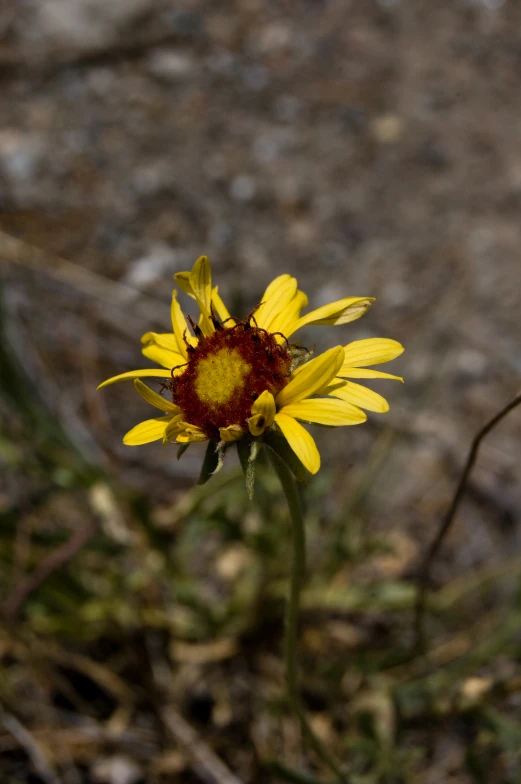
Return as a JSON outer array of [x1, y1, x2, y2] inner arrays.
[[268, 450, 348, 784]]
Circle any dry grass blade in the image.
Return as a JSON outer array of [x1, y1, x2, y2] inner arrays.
[[0, 229, 170, 328], [0, 710, 61, 784]]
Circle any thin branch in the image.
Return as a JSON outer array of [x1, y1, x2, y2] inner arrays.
[[414, 391, 521, 651]]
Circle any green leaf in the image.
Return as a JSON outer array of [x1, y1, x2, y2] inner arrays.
[[263, 428, 308, 485], [196, 440, 219, 485], [237, 438, 260, 500]]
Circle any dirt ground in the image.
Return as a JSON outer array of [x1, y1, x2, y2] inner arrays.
[[0, 1, 520, 782]]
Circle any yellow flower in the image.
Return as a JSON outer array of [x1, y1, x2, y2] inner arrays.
[[98, 256, 403, 476]]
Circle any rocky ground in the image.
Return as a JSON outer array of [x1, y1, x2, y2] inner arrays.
[[0, 1, 520, 782]]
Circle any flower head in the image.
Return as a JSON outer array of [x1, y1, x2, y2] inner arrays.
[[99, 256, 403, 481]]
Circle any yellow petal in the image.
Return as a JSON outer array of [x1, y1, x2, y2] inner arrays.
[[274, 413, 320, 474], [211, 286, 232, 324], [171, 290, 197, 359], [176, 425, 208, 443], [123, 416, 171, 445], [133, 379, 181, 413], [251, 390, 276, 425], [339, 367, 403, 382], [258, 274, 292, 307], [219, 424, 244, 442], [255, 275, 297, 331], [287, 297, 374, 337], [326, 380, 390, 413], [97, 369, 173, 389], [248, 389, 276, 436], [341, 338, 404, 368], [275, 346, 344, 408], [270, 289, 309, 339], [189, 255, 214, 335], [141, 344, 187, 370], [141, 331, 180, 353], [163, 416, 186, 443], [173, 271, 194, 297], [278, 398, 367, 426], [248, 415, 267, 437]]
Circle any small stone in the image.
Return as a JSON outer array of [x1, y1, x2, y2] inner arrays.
[[382, 280, 411, 308], [273, 94, 302, 122], [146, 49, 197, 82], [215, 544, 253, 581], [454, 349, 487, 376], [92, 755, 142, 784], [123, 243, 179, 289], [458, 677, 492, 709], [230, 174, 257, 202], [242, 64, 271, 91], [253, 128, 294, 164], [371, 114, 403, 144], [0, 130, 42, 187], [24, 0, 151, 50]]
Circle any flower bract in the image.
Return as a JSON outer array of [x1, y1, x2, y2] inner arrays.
[[98, 256, 404, 477]]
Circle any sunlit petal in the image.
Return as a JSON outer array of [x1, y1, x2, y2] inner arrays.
[[141, 343, 186, 370], [341, 338, 404, 368], [255, 276, 297, 331], [325, 380, 390, 413], [276, 346, 344, 407], [287, 297, 374, 337], [133, 379, 181, 413], [248, 390, 276, 435], [97, 369, 173, 389], [279, 398, 367, 426], [123, 416, 171, 445], [274, 413, 320, 474], [171, 289, 197, 359], [339, 367, 403, 382]]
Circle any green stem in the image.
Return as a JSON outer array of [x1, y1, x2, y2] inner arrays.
[[268, 450, 348, 784]]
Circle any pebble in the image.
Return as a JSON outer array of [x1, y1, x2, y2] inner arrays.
[[382, 280, 411, 308], [230, 174, 257, 202], [0, 130, 42, 193], [123, 243, 181, 289], [24, 0, 151, 49], [371, 114, 404, 144], [146, 49, 197, 82], [253, 128, 295, 165], [92, 755, 142, 784], [242, 64, 271, 92]]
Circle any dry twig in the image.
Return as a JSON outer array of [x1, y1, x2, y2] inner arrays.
[[2, 518, 99, 619], [0, 710, 61, 784], [414, 391, 521, 651], [146, 634, 244, 784]]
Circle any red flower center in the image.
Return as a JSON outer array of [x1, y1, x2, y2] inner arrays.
[[171, 322, 292, 440]]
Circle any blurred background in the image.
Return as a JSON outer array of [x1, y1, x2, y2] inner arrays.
[[1, 1, 520, 782]]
